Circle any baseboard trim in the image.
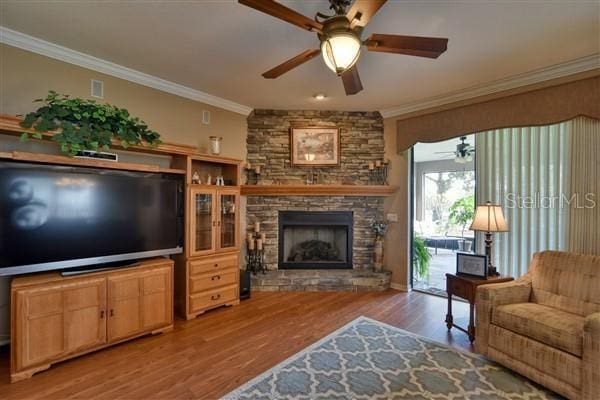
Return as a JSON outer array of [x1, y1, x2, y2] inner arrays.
[[390, 282, 410, 292]]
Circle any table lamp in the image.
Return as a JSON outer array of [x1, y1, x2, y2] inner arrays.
[[469, 201, 509, 276]]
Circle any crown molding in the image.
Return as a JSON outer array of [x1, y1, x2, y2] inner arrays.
[[380, 53, 600, 118], [0, 26, 253, 116]]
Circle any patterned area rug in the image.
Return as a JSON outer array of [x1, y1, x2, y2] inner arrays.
[[224, 316, 558, 399]]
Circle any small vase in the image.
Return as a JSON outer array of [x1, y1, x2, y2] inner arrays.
[[373, 236, 384, 271], [209, 136, 222, 155]]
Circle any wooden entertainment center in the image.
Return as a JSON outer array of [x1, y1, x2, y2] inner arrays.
[[0, 115, 242, 381]]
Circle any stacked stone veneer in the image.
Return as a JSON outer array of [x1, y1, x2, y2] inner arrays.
[[246, 110, 385, 273], [247, 110, 384, 185]]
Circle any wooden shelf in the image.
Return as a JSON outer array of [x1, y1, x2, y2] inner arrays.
[[1, 151, 186, 175], [240, 184, 398, 197], [0, 114, 197, 156]]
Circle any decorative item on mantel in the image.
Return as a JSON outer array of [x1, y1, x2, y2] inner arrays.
[[368, 160, 390, 185], [371, 220, 389, 272], [192, 171, 201, 184], [246, 221, 267, 275], [209, 136, 222, 155], [244, 162, 261, 185]]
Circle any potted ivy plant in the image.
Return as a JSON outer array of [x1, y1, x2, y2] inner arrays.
[[19, 90, 162, 156], [448, 195, 475, 252]]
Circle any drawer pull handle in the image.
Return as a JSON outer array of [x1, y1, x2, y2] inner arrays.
[[211, 294, 221, 301], [214, 263, 219, 267], [100, 310, 105, 319], [110, 309, 114, 317], [211, 275, 221, 281]]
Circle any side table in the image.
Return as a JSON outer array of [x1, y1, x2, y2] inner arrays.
[[445, 273, 513, 342]]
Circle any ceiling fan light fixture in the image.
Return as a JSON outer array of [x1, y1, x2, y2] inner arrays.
[[320, 32, 361, 75]]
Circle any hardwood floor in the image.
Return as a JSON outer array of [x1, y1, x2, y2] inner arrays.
[[0, 290, 472, 400]]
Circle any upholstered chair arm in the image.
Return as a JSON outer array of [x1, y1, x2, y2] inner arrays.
[[583, 312, 600, 400], [475, 275, 533, 356]]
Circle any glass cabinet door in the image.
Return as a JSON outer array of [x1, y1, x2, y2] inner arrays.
[[190, 188, 215, 255], [218, 190, 239, 251]]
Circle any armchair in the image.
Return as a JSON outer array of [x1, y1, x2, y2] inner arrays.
[[476, 251, 600, 400]]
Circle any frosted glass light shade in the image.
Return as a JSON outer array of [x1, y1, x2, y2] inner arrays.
[[321, 33, 361, 74], [470, 202, 509, 232]]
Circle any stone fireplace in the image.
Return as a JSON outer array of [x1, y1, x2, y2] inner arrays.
[[279, 211, 353, 270], [245, 109, 391, 291]]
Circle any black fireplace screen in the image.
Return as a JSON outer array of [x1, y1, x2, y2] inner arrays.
[[278, 211, 353, 269]]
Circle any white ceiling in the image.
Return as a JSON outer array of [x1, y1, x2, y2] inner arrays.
[[1, 0, 599, 112]]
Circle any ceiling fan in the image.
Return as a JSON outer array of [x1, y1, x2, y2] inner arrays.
[[239, 0, 448, 95], [435, 136, 475, 164]]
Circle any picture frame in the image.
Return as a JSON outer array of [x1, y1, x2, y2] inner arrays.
[[290, 127, 340, 166], [456, 252, 487, 278]]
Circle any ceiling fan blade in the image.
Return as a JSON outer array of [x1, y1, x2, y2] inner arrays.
[[341, 65, 363, 95], [365, 34, 448, 59], [346, 0, 387, 28], [239, 0, 323, 33], [262, 49, 320, 79]]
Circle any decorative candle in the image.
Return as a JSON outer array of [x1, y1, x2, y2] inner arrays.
[[247, 233, 253, 242], [248, 239, 255, 250], [260, 232, 266, 241], [255, 165, 261, 174], [368, 162, 375, 170], [254, 222, 260, 232], [256, 239, 263, 250], [376, 160, 382, 167]]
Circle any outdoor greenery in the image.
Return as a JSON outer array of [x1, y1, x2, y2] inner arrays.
[[413, 235, 432, 280], [448, 195, 475, 237], [19, 90, 161, 156]]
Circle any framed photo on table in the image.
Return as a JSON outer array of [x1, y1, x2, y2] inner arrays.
[[456, 253, 487, 278], [290, 127, 340, 166]]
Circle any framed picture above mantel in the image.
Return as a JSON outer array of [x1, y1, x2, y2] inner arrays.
[[290, 127, 340, 166]]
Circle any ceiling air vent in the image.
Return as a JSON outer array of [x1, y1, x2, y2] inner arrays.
[[91, 79, 104, 99]]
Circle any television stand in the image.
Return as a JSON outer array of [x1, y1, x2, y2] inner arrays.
[[11, 257, 174, 382], [60, 259, 139, 276]]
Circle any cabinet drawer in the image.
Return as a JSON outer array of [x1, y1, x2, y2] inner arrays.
[[189, 268, 237, 294], [190, 285, 238, 312], [189, 254, 238, 276], [447, 277, 471, 301]]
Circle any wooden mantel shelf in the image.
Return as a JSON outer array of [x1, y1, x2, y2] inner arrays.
[[240, 184, 397, 197]]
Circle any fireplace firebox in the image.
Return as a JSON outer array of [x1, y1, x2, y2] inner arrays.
[[278, 211, 353, 270]]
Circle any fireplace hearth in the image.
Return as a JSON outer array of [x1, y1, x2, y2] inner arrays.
[[278, 211, 353, 270]]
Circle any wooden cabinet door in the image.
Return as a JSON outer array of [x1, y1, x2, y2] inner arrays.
[[189, 187, 217, 257], [13, 278, 107, 370], [216, 188, 240, 252], [63, 278, 107, 354], [140, 266, 172, 330], [107, 266, 173, 342], [107, 273, 142, 342]]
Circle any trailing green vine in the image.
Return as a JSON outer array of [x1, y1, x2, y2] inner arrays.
[[19, 90, 161, 156]]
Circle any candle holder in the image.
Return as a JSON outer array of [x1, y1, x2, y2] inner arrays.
[[246, 226, 267, 275], [244, 164, 261, 185], [369, 160, 390, 185]]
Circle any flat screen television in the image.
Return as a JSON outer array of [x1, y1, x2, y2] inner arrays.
[[0, 161, 184, 275]]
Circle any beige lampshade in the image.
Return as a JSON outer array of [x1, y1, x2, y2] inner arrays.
[[469, 202, 509, 232]]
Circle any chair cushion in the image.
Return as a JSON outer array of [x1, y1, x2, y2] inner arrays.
[[491, 302, 585, 357]]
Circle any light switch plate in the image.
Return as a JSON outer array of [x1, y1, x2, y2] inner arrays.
[[386, 213, 398, 222]]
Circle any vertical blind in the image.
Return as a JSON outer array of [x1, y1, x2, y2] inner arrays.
[[568, 117, 600, 255], [475, 121, 572, 277]]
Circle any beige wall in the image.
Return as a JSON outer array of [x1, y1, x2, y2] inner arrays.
[[0, 44, 249, 345], [383, 117, 411, 290], [0, 44, 248, 159]]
